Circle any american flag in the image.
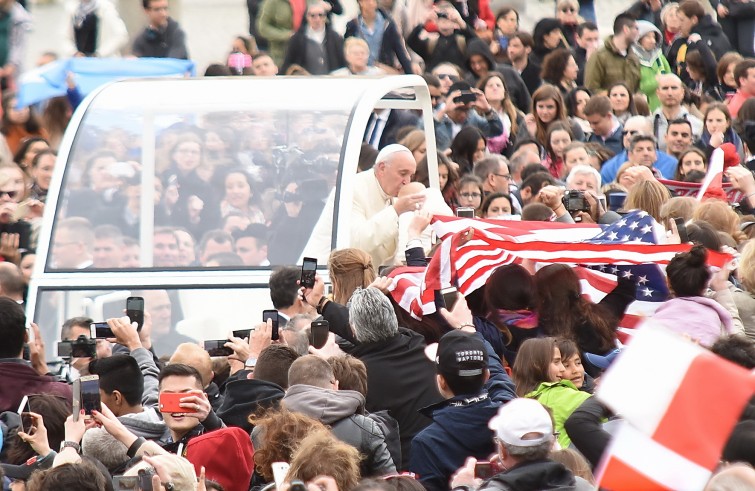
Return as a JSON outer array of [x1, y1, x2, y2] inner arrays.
[[388, 213, 731, 338]]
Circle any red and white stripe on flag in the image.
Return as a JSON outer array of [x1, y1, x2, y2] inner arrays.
[[595, 325, 755, 490]]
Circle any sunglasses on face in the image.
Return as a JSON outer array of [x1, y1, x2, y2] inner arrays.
[[437, 74, 460, 82], [0, 190, 18, 199]]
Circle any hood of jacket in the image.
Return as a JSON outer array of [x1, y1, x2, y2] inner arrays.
[[119, 406, 168, 441], [216, 378, 284, 432], [652, 296, 735, 346], [632, 20, 663, 66], [465, 38, 496, 73], [487, 459, 577, 490], [692, 15, 724, 37], [282, 384, 365, 425]]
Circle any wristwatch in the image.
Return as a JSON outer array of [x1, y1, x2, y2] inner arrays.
[[60, 441, 81, 453], [245, 357, 257, 369]]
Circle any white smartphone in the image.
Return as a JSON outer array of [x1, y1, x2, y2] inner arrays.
[[272, 462, 290, 489]]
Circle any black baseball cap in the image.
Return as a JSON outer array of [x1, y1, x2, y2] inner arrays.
[[436, 330, 488, 377]]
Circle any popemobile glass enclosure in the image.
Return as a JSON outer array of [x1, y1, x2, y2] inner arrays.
[[28, 75, 439, 358]]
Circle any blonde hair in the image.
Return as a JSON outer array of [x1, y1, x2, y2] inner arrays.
[[659, 196, 698, 224], [624, 179, 671, 223], [399, 129, 426, 154], [693, 199, 746, 243], [344, 37, 369, 55], [738, 240, 755, 293], [549, 448, 595, 484], [328, 248, 376, 304], [285, 430, 361, 491]]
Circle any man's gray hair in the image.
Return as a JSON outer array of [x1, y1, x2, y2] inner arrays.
[[473, 155, 508, 182], [348, 287, 398, 343], [82, 427, 129, 473], [502, 438, 553, 462], [565, 164, 601, 190]]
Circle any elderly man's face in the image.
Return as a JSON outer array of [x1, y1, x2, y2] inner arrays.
[[306, 4, 327, 30], [375, 152, 417, 197]]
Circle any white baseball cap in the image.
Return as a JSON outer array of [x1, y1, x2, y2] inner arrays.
[[488, 398, 554, 447]]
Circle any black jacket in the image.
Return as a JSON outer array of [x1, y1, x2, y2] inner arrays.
[[320, 301, 443, 470], [407, 23, 476, 71], [690, 15, 732, 60], [345, 9, 412, 73], [281, 26, 346, 74], [132, 17, 189, 59], [216, 376, 284, 433], [564, 397, 612, 469], [479, 459, 578, 491]]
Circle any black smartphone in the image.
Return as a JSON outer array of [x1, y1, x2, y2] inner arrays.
[[79, 375, 101, 416], [263, 310, 280, 341], [232, 329, 252, 339], [474, 462, 495, 479], [90, 322, 115, 339], [453, 91, 477, 104], [440, 287, 459, 311], [301, 257, 317, 289], [456, 207, 475, 218], [673, 217, 689, 243], [203, 340, 233, 357], [309, 320, 329, 350], [126, 296, 145, 331], [22, 343, 30, 361]]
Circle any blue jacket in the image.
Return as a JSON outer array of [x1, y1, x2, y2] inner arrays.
[[587, 124, 623, 156], [409, 335, 516, 491], [425, 109, 504, 151], [600, 149, 678, 183]]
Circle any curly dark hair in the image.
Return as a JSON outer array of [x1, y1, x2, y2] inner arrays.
[[248, 408, 328, 482], [540, 48, 573, 86]]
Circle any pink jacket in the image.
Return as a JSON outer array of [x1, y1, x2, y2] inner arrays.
[[652, 296, 735, 346]]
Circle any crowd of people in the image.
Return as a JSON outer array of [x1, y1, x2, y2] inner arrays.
[[0, 0, 753, 489]]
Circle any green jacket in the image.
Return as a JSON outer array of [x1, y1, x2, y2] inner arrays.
[[526, 381, 591, 448], [584, 36, 641, 94], [639, 55, 671, 112], [257, 0, 293, 66]]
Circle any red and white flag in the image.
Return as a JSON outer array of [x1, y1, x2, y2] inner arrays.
[[595, 325, 755, 490]]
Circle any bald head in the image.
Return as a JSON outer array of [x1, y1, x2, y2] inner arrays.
[[623, 116, 652, 147], [656, 74, 685, 108], [704, 463, 755, 491], [169, 343, 214, 387], [398, 181, 426, 197]]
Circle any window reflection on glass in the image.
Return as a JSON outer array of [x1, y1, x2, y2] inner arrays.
[[49, 109, 347, 271], [36, 287, 271, 358]]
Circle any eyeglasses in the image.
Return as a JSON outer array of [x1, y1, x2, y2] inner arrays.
[[560, 7, 576, 13], [0, 190, 18, 199], [622, 130, 640, 136], [460, 192, 482, 199], [494, 173, 512, 181], [437, 74, 459, 82], [308, 12, 326, 17]]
